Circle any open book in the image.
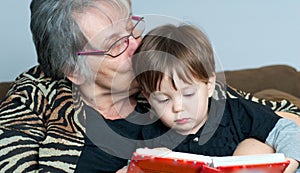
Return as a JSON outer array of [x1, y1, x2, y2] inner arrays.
[[127, 148, 289, 173]]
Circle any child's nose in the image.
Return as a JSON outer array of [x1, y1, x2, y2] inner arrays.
[[173, 98, 183, 113]]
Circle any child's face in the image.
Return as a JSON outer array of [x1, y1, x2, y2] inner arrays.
[[146, 72, 215, 135]]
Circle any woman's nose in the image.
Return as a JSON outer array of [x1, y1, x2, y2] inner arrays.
[[127, 36, 141, 56]]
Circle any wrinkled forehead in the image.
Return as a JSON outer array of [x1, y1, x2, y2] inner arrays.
[[73, 0, 130, 41]]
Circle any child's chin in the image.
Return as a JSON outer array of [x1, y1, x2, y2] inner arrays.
[[173, 126, 194, 135]]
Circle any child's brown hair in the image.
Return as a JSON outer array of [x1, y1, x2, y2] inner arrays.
[[132, 24, 215, 96]]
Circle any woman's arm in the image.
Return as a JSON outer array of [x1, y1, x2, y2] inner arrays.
[[0, 96, 44, 172], [233, 138, 299, 173], [276, 111, 300, 126], [266, 119, 300, 173]]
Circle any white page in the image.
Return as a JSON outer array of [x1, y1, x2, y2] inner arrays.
[[211, 153, 286, 167]]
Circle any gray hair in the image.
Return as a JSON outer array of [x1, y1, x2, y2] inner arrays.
[[30, 0, 131, 80]]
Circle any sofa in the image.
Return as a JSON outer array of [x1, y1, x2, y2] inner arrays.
[[0, 82, 12, 101], [0, 64, 300, 108], [219, 64, 300, 108]]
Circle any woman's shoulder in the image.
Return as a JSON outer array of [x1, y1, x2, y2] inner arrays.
[[9, 65, 73, 100], [1, 65, 75, 118]]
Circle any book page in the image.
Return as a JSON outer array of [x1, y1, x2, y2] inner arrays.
[[211, 153, 286, 167]]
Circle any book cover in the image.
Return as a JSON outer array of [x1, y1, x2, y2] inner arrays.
[[127, 148, 290, 173]]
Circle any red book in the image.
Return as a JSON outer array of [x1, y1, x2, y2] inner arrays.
[[127, 148, 290, 173]]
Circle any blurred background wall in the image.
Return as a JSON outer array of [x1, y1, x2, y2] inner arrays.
[[0, 0, 299, 82]]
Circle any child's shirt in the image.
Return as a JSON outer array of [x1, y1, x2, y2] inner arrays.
[[141, 96, 300, 162]]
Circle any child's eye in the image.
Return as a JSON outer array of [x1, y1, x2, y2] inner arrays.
[[183, 92, 195, 97], [182, 88, 197, 97], [157, 98, 169, 103], [154, 95, 170, 103]]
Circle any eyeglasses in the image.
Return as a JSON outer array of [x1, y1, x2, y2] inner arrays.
[[77, 16, 145, 58]]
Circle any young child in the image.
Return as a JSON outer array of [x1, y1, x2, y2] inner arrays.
[[132, 24, 300, 172]]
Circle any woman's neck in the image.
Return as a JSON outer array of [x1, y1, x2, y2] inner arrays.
[[80, 84, 140, 120]]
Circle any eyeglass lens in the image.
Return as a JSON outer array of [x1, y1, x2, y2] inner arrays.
[[77, 17, 145, 57], [107, 18, 145, 57]]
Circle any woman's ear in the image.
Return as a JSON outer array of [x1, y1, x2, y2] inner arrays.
[[142, 90, 150, 100], [67, 72, 86, 85], [207, 73, 216, 97], [141, 91, 156, 120]]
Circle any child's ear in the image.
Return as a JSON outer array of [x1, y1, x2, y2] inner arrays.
[[207, 73, 216, 97], [67, 72, 86, 85]]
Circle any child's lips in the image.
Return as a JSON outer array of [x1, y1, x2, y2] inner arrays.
[[175, 118, 191, 124]]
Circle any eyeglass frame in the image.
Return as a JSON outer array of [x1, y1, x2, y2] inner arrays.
[[77, 16, 144, 58]]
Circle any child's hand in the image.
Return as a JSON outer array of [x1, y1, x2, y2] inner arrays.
[[153, 147, 171, 151], [116, 166, 128, 173], [284, 158, 299, 173]]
